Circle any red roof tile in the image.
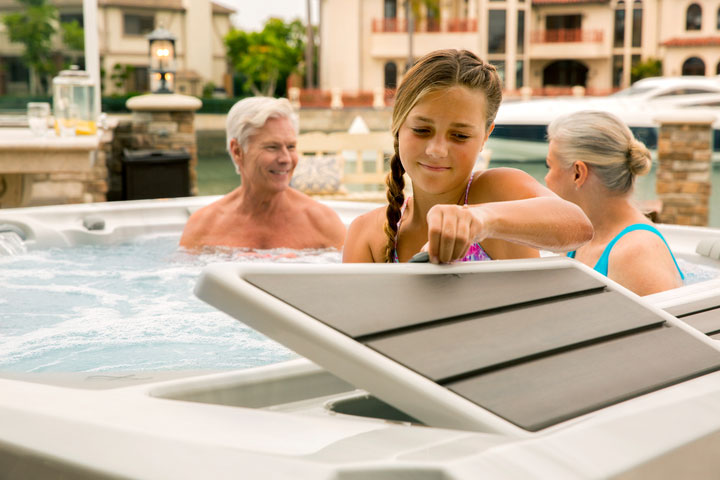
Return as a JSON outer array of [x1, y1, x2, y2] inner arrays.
[[662, 36, 720, 47]]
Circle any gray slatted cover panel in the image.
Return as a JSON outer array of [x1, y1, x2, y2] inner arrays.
[[679, 308, 720, 335], [242, 266, 720, 431], [447, 326, 720, 431], [665, 294, 720, 317], [246, 267, 604, 337], [366, 291, 664, 382]]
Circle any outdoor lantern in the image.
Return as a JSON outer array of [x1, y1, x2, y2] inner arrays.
[[147, 27, 176, 93]]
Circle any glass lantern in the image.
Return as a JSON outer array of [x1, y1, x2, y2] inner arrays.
[[147, 28, 177, 93]]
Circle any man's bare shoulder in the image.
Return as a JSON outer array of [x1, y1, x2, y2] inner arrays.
[[179, 193, 237, 247]]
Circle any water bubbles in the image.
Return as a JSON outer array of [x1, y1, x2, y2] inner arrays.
[[0, 235, 335, 373]]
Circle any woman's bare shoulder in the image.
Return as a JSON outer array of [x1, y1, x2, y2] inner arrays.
[[608, 228, 683, 295]]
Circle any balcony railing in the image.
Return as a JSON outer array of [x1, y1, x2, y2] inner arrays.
[[372, 18, 478, 33], [531, 29, 603, 43]]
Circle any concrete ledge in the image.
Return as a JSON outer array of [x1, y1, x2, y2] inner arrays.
[[127, 93, 202, 112], [655, 112, 717, 125]]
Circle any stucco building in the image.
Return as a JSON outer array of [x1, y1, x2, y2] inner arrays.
[[320, 0, 720, 94], [0, 0, 234, 96]]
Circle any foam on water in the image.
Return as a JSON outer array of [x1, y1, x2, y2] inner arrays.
[[678, 257, 720, 285], [0, 234, 341, 373]]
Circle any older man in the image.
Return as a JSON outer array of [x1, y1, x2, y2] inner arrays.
[[180, 97, 345, 250]]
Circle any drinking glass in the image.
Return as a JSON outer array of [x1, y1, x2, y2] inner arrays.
[[27, 102, 50, 137]]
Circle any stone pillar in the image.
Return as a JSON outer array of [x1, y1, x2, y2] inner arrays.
[[124, 93, 202, 197], [655, 113, 714, 226]]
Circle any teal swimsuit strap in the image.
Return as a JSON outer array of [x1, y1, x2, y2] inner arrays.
[[569, 224, 683, 279]]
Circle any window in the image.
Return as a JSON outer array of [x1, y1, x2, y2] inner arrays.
[[686, 4, 702, 31], [656, 88, 717, 97], [632, 4, 642, 47], [682, 57, 705, 75], [517, 10, 525, 54], [130, 66, 149, 92], [614, 2, 625, 48], [6, 56, 29, 83], [60, 13, 84, 27], [717, 7, 720, 30], [488, 10, 506, 54], [384, 0, 396, 19], [124, 14, 154, 36], [490, 60, 505, 84], [546, 14, 581, 31], [612, 54, 623, 87], [384, 61, 397, 89], [516, 60, 524, 88], [717, 61, 720, 74]]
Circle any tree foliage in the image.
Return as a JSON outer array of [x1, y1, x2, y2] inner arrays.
[[2, 0, 58, 93], [224, 18, 305, 97], [631, 58, 662, 84], [61, 19, 84, 51]]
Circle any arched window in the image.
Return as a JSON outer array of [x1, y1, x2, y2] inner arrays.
[[716, 7, 720, 30], [384, 61, 398, 89], [682, 57, 705, 76], [686, 3, 702, 31], [716, 61, 720, 75]]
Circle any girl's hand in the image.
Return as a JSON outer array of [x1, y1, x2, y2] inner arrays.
[[426, 204, 487, 263]]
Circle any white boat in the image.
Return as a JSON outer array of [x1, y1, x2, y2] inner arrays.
[[1, 197, 720, 479], [489, 76, 720, 162]]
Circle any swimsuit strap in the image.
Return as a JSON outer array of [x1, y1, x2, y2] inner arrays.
[[570, 224, 683, 279], [463, 172, 475, 205]]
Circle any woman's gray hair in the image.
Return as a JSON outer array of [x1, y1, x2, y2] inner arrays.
[[225, 96, 299, 154], [547, 110, 651, 193]]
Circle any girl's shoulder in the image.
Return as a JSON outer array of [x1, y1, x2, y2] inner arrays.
[[471, 167, 548, 202], [344, 206, 390, 262]]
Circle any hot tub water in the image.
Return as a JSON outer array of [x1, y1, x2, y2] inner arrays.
[[0, 234, 340, 373]]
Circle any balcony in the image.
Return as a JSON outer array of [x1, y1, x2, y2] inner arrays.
[[529, 28, 607, 59], [370, 17, 479, 58], [372, 18, 477, 33], [531, 28, 603, 44]]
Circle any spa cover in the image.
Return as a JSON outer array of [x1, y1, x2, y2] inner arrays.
[[194, 257, 720, 434]]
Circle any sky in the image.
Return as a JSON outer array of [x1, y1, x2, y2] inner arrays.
[[215, 0, 320, 31]]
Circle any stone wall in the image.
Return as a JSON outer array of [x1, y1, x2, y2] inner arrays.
[[655, 114, 713, 226], [25, 129, 111, 206], [106, 94, 201, 201]]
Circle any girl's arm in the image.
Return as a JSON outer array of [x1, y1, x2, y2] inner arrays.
[[426, 168, 593, 263]]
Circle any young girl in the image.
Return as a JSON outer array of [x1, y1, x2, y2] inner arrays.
[[343, 49, 592, 263], [545, 110, 683, 295]]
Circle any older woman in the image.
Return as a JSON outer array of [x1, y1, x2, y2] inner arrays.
[[545, 110, 683, 296]]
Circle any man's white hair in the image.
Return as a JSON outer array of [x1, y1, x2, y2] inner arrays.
[[225, 96, 299, 162]]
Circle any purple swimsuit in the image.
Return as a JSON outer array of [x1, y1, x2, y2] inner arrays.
[[391, 175, 492, 263]]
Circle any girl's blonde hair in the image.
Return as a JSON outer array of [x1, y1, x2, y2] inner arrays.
[[547, 110, 651, 194], [383, 49, 503, 262]]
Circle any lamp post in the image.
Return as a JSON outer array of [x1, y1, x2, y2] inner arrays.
[[147, 27, 176, 94]]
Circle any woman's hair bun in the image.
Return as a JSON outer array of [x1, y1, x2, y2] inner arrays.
[[627, 139, 651, 176]]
